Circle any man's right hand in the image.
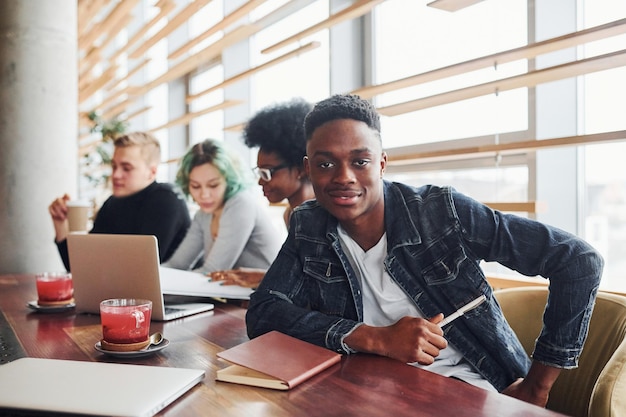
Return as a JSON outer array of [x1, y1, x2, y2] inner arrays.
[[344, 315, 448, 364], [49, 194, 70, 242]]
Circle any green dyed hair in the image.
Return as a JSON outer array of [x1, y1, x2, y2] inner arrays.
[[176, 139, 250, 201]]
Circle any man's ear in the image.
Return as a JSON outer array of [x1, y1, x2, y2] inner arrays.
[[296, 165, 307, 181], [380, 152, 388, 177], [148, 163, 158, 180], [303, 156, 310, 178]]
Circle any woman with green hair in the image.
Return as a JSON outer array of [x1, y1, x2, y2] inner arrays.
[[162, 139, 282, 274]]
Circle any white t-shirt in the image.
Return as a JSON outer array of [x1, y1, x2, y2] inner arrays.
[[337, 225, 495, 391]]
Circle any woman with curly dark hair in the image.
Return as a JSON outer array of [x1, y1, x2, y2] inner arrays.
[[244, 98, 315, 227], [210, 98, 316, 288]]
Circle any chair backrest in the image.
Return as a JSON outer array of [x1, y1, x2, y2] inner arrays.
[[494, 286, 626, 417]]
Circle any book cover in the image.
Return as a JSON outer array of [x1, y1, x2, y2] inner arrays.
[[216, 331, 342, 390]]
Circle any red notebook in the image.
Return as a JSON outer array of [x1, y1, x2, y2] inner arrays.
[[216, 331, 342, 390]]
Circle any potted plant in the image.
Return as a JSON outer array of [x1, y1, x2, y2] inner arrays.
[[80, 110, 128, 188]]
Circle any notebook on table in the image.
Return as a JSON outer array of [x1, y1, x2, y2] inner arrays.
[[67, 233, 214, 321], [216, 331, 342, 390], [0, 357, 204, 417]]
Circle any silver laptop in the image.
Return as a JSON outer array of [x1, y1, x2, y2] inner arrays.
[[0, 357, 204, 417], [67, 233, 214, 321]]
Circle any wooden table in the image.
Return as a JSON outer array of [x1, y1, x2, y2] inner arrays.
[[0, 274, 568, 417]]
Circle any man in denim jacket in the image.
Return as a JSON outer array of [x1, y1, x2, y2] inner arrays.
[[246, 94, 603, 406]]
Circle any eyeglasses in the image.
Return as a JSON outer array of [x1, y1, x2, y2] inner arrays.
[[252, 165, 288, 182]]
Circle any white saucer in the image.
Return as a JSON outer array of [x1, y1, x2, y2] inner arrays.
[[27, 300, 75, 313], [94, 339, 170, 358]]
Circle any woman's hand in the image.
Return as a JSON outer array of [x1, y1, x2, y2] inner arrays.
[[209, 267, 266, 288]]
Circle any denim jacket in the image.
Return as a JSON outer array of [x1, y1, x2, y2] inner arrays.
[[246, 181, 603, 391]]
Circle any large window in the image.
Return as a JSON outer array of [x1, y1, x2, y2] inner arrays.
[[83, 0, 626, 292], [373, 0, 528, 148], [189, 67, 226, 144], [374, 0, 626, 292], [188, 1, 226, 146], [374, 0, 531, 222], [387, 166, 528, 203], [249, 0, 330, 108], [581, 0, 626, 292]]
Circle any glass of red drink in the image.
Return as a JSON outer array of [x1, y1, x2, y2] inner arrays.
[[99, 299, 152, 351], [36, 272, 73, 305]]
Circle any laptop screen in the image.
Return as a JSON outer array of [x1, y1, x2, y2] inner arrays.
[[67, 233, 213, 321]]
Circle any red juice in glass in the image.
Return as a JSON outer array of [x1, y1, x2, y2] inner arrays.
[[36, 272, 73, 302], [100, 299, 152, 344]]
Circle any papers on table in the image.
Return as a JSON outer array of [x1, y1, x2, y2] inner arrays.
[[159, 266, 253, 300]]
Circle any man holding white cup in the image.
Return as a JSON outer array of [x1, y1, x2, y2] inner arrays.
[[65, 200, 92, 232], [49, 132, 191, 271]]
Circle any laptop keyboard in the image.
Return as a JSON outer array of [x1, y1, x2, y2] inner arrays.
[[0, 310, 26, 365], [0, 317, 70, 416], [164, 306, 183, 315]]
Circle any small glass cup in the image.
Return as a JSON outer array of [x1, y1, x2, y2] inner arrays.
[[36, 272, 73, 306], [99, 299, 152, 351]]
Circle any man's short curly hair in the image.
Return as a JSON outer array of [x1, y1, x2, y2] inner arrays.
[[304, 94, 381, 140], [243, 98, 312, 168]]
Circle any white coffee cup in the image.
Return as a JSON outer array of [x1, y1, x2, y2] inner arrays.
[[66, 200, 92, 232]]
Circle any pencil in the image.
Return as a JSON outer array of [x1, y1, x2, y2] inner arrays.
[[438, 295, 487, 327]]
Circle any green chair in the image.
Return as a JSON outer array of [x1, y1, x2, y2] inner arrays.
[[494, 286, 626, 417]]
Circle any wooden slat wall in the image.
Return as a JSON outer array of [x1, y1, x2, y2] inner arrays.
[[128, 0, 215, 59], [427, 0, 485, 12], [377, 50, 626, 117], [486, 274, 626, 297], [387, 130, 626, 166], [74, 2, 626, 295], [186, 41, 321, 103], [351, 18, 626, 100], [77, 3, 626, 161], [147, 99, 243, 133], [486, 274, 548, 290], [483, 202, 545, 213], [109, 1, 176, 63], [260, 0, 386, 55], [169, 0, 270, 60]]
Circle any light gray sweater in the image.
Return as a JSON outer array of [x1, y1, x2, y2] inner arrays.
[[162, 189, 282, 274]]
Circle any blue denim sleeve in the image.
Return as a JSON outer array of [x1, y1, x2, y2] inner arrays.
[[450, 189, 603, 368], [245, 217, 359, 353]]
